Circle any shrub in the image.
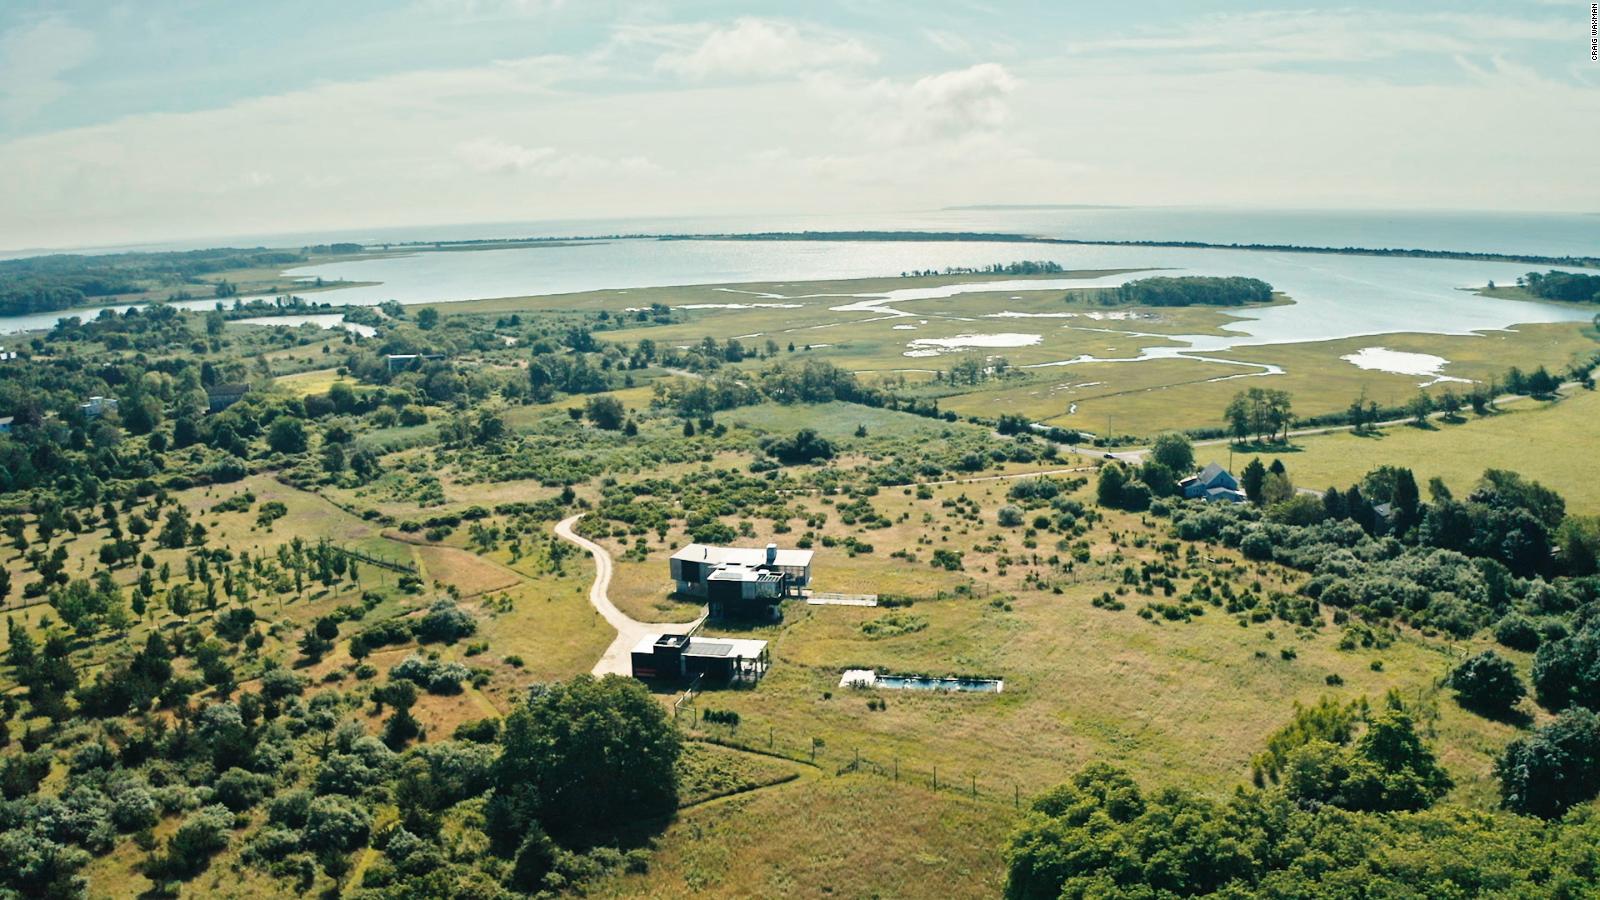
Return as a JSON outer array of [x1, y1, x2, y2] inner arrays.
[[111, 787, 160, 832], [454, 717, 501, 744], [259, 668, 306, 701], [414, 600, 476, 644], [759, 429, 835, 464], [146, 804, 232, 880], [269, 790, 314, 829], [1448, 651, 1526, 716], [213, 767, 276, 811], [390, 655, 470, 694], [1493, 614, 1540, 651], [303, 795, 372, 852]]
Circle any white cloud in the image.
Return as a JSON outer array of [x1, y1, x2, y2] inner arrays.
[[809, 62, 1018, 146], [899, 63, 1016, 139], [455, 137, 658, 178], [0, 17, 96, 124], [1068, 10, 1568, 69], [652, 18, 877, 80]]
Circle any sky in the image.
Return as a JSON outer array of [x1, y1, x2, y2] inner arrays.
[[0, 1, 1595, 251]]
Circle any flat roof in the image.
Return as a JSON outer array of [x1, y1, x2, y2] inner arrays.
[[632, 633, 768, 660], [672, 543, 813, 568], [707, 565, 783, 583]]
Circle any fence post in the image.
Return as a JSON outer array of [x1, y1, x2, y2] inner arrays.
[[1014, 784, 1019, 808], [933, 766, 938, 790], [971, 774, 976, 798], [894, 758, 898, 782], [769, 726, 773, 749]]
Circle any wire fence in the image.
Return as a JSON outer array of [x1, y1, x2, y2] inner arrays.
[[686, 713, 1027, 809]]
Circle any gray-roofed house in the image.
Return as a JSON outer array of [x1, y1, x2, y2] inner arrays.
[[206, 383, 252, 413], [670, 543, 812, 619], [1180, 462, 1249, 504]]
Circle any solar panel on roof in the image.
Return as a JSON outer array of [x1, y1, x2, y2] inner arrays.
[[684, 640, 734, 657]]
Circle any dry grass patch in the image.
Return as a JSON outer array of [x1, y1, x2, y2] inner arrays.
[[592, 775, 1009, 900]]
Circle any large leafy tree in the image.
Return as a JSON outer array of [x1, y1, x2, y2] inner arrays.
[[1496, 707, 1600, 818], [487, 675, 680, 852]]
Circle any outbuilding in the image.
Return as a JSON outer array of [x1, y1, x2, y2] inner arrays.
[[630, 633, 770, 685]]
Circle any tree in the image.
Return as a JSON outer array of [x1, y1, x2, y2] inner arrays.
[[415, 307, 439, 330], [1347, 390, 1377, 434], [1408, 390, 1434, 426], [486, 674, 680, 850], [584, 396, 626, 431], [1448, 651, 1526, 716], [1149, 433, 1194, 475], [1494, 613, 1541, 652], [267, 417, 307, 454], [1225, 393, 1250, 443], [1140, 459, 1178, 497], [1240, 458, 1267, 505], [1439, 389, 1463, 420], [1224, 387, 1294, 443], [1556, 516, 1600, 576], [1532, 625, 1600, 711], [1391, 468, 1421, 535], [1261, 471, 1294, 506], [760, 429, 835, 465], [1096, 463, 1128, 508], [1322, 486, 1347, 520], [1496, 707, 1600, 818], [1283, 707, 1452, 812]]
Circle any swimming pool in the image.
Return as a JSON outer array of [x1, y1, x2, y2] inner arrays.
[[839, 670, 1003, 693]]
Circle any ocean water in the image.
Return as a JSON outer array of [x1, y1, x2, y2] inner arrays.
[[2, 209, 1594, 339]]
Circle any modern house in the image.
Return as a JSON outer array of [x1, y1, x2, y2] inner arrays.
[[669, 543, 813, 619], [79, 396, 118, 419], [1180, 463, 1248, 504], [630, 633, 770, 685]]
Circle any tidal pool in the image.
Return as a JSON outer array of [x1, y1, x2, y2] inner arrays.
[[1340, 346, 1472, 385]]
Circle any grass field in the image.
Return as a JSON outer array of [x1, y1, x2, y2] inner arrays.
[[1261, 386, 1600, 514], [592, 774, 1010, 899], [675, 741, 806, 806], [273, 366, 354, 396], [589, 471, 1524, 809], [418, 267, 1599, 439], [932, 322, 1600, 435]]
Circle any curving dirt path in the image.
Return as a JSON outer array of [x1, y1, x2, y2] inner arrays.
[[555, 514, 705, 676]]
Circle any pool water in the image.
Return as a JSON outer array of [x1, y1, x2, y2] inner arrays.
[[840, 669, 1003, 693]]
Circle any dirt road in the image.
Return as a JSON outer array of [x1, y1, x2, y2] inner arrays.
[[554, 514, 705, 676]]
